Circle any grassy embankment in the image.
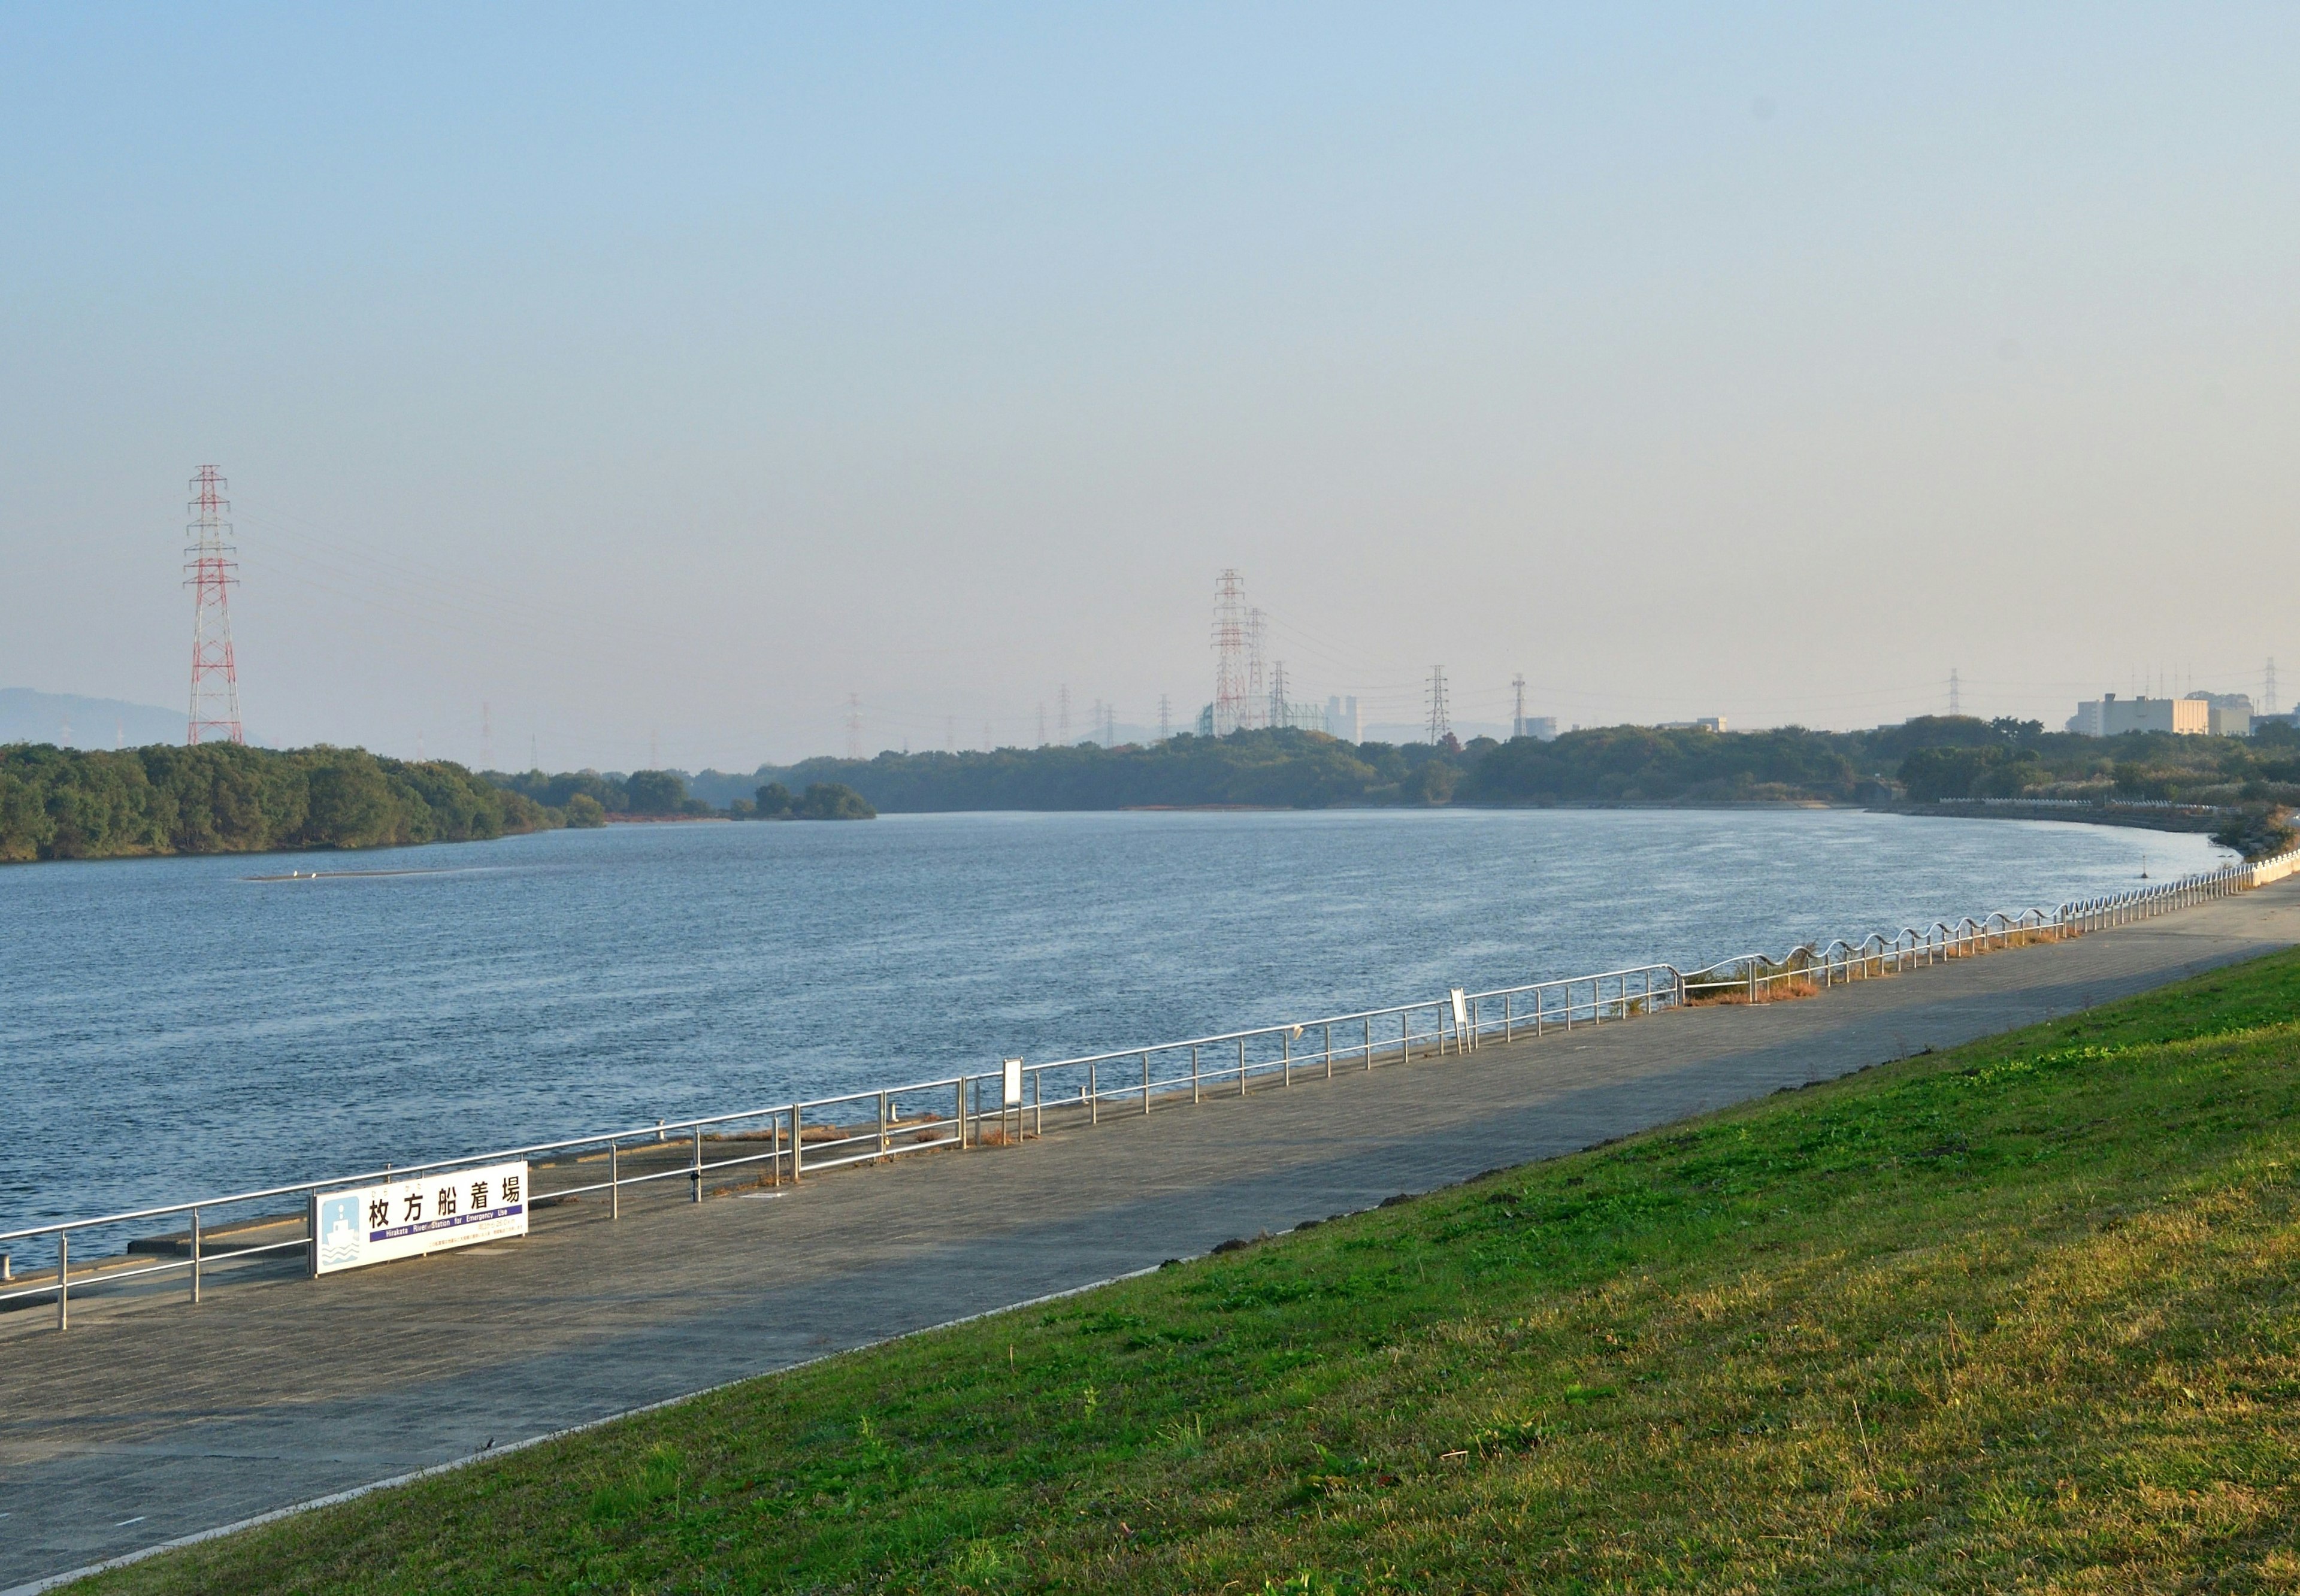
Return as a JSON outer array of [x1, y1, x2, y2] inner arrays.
[[94, 955, 2300, 1593]]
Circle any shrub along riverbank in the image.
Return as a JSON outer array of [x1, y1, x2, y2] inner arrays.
[[89, 949, 2300, 1592]]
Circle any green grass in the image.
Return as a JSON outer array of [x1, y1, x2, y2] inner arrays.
[[92, 953, 2300, 1593]]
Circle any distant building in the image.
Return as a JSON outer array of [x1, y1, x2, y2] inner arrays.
[[1657, 717, 1727, 733], [2067, 693, 2214, 737], [1517, 715, 1558, 741], [2192, 691, 2254, 737], [1324, 695, 1361, 742]]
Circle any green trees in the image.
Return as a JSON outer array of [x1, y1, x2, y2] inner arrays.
[[1458, 725, 1860, 804], [740, 780, 873, 820], [1898, 744, 2044, 802], [757, 729, 1455, 812], [622, 769, 689, 814], [795, 782, 875, 819], [0, 743, 560, 863]]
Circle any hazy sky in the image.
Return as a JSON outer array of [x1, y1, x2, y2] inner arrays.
[[4, 5, 2296, 769]]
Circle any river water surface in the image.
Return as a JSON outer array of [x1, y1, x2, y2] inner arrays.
[[1, 808, 2226, 1241]]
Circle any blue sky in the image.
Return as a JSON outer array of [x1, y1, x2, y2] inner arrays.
[[4, 5, 2296, 765]]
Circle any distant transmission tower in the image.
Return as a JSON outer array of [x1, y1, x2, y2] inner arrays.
[[1158, 693, 1172, 741], [1211, 570, 1249, 735], [183, 465, 244, 745], [1511, 674, 1527, 738], [846, 694, 862, 760], [1948, 667, 1962, 716], [2266, 658, 2279, 717], [1426, 665, 1452, 744], [1104, 702, 1116, 744], [1270, 661, 1289, 729], [1058, 685, 1071, 744], [1245, 608, 1268, 729]]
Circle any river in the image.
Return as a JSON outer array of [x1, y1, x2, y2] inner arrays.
[[0, 807, 2226, 1240]]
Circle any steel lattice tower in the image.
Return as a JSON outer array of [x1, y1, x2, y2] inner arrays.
[[1245, 608, 1267, 729], [184, 465, 244, 745], [1211, 570, 1249, 735], [1426, 664, 1451, 744], [1511, 674, 1527, 738]]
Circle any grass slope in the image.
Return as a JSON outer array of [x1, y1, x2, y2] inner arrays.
[[95, 955, 2300, 1594]]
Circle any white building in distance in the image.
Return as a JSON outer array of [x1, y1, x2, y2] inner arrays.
[[2067, 692, 2250, 737]]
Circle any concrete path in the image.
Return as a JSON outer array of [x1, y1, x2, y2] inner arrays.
[[7, 883, 2299, 1590]]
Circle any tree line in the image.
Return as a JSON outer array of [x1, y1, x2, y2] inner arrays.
[[0, 743, 561, 863], [731, 717, 2300, 819], [488, 767, 876, 822], [13, 717, 2293, 865]]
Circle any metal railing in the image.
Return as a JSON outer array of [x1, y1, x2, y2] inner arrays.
[[8, 842, 2295, 1330]]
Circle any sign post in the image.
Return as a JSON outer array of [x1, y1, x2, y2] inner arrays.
[[1001, 1057, 1024, 1143]]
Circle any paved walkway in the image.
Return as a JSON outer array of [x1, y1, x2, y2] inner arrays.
[[7, 884, 2299, 1589]]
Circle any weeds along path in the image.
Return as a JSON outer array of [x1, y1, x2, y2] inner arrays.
[[7, 880, 2300, 1591]]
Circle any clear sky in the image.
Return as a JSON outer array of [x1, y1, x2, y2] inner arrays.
[[4, 4, 2295, 769]]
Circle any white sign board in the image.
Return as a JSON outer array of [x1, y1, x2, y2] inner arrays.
[[1002, 1057, 1024, 1108], [1449, 987, 1469, 1029], [310, 1160, 529, 1277]]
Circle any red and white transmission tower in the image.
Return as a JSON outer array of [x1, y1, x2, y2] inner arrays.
[[184, 465, 244, 745], [1211, 569, 1249, 734]]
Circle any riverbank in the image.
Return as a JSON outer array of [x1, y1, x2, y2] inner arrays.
[[52, 914, 2300, 1592], [11, 876, 2298, 1589], [1882, 797, 2229, 835]]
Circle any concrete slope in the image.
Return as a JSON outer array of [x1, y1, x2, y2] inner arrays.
[[6, 883, 2298, 1589]]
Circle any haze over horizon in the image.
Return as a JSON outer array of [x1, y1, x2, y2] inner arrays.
[[4, 5, 2296, 771]]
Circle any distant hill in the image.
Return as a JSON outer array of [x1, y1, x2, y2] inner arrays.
[[0, 689, 187, 749]]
